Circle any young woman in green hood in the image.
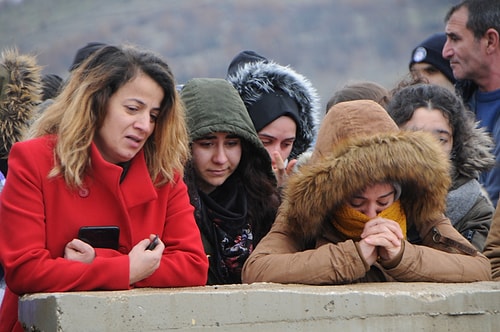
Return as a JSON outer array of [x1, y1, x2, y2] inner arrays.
[[181, 78, 280, 285]]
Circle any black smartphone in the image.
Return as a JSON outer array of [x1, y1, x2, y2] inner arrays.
[[78, 226, 120, 250], [146, 234, 159, 251]]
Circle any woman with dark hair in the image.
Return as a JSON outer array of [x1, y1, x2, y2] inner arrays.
[[0, 44, 208, 331], [387, 83, 495, 250], [226, 50, 321, 187], [181, 78, 280, 285]]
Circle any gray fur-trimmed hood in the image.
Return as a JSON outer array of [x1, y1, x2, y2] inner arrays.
[[453, 120, 494, 181], [226, 56, 321, 160]]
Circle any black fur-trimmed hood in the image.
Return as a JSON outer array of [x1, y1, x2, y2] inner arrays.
[[0, 48, 42, 174], [227, 55, 321, 160]]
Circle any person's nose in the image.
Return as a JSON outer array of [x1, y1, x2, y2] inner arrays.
[[213, 144, 228, 164], [414, 70, 425, 80], [273, 144, 289, 160], [267, 143, 280, 154], [134, 112, 151, 132], [364, 205, 378, 219], [442, 40, 452, 60]]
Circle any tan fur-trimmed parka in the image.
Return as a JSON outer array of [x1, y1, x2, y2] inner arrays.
[[242, 100, 491, 284]]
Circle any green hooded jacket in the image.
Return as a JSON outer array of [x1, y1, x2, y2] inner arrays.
[[181, 78, 279, 285]]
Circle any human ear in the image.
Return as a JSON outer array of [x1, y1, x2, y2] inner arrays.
[[485, 28, 499, 54]]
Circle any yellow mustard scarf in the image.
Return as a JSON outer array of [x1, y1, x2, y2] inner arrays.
[[331, 200, 407, 241]]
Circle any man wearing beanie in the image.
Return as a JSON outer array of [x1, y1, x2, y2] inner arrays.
[[409, 32, 456, 92], [226, 50, 321, 187]]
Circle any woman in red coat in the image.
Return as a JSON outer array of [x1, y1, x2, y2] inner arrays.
[[0, 44, 208, 331]]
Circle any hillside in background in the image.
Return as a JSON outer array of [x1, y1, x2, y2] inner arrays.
[[0, 0, 457, 109]]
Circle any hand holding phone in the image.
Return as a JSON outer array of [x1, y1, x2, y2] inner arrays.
[[146, 234, 159, 250], [65, 238, 96, 263]]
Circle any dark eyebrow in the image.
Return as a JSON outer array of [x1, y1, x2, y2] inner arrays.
[[434, 129, 452, 136], [196, 133, 239, 140], [352, 190, 395, 200], [422, 64, 438, 71], [126, 98, 145, 105], [197, 134, 217, 140], [379, 190, 395, 199], [259, 133, 296, 140], [126, 98, 161, 112], [406, 126, 452, 138]]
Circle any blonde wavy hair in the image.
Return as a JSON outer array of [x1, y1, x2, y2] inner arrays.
[[28, 44, 189, 189]]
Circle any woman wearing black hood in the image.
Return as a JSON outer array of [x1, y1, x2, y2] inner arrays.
[[226, 50, 321, 187]]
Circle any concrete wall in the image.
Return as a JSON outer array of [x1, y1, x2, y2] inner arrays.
[[19, 281, 500, 332]]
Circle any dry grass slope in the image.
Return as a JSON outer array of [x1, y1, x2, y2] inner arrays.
[[0, 0, 457, 108]]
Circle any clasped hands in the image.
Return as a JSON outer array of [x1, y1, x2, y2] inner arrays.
[[357, 217, 404, 266]]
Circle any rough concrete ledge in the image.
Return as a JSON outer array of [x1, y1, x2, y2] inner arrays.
[[19, 281, 500, 332]]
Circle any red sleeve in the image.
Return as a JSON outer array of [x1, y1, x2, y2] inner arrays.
[[134, 174, 209, 287]]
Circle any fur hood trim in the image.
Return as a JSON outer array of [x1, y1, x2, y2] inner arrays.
[[227, 60, 321, 159], [0, 48, 42, 159], [282, 131, 451, 240], [453, 120, 494, 180]]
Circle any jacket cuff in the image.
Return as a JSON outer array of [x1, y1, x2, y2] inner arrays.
[[379, 240, 405, 270]]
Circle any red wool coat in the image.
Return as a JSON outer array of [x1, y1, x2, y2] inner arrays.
[[0, 135, 208, 331]]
